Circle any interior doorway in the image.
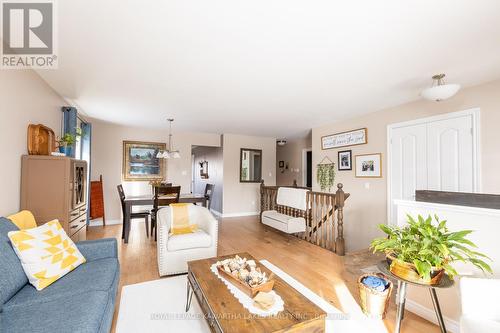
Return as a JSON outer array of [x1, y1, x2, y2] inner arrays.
[[302, 149, 312, 188], [191, 145, 224, 215]]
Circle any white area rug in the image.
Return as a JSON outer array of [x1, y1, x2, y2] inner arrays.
[[116, 260, 388, 333]]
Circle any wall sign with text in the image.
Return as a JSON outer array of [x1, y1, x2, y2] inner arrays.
[[321, 128, 367, 150]]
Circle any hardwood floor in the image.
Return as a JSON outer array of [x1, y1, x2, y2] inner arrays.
[[87, 216, 442, 333]]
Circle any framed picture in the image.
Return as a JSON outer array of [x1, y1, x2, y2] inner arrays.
[[321, 128, 367, 150], [199, 160, 209, 179], [338, 150, 352, 171], [122, 141, 166, 181], [355, 153, 382, 178], [279, 160, 285, 168]]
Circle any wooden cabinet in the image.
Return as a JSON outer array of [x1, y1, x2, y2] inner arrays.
[[20, 155, 88, 242]]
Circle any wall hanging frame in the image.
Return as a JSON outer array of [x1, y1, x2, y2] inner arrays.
[[122, 141, 166, 181], [338, 150, 352, 171], [355, 153, 382, 178], [321, 128, 367, 150]]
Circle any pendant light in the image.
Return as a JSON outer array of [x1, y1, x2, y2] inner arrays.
[[156, 118, 180, 159], [421, 74, 460, 102]]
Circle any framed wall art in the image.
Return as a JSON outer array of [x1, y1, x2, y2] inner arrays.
[[321, 128, 367, 150], [338, 150, 352, 171], [122, 141, 166, 181], [355, 153, 382, 178]]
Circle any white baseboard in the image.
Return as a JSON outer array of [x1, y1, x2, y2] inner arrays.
[[222, 211, 260, 218], [88, 219, 122, 227], [210, 209, 222, 217], [405, 299, 459, 333]]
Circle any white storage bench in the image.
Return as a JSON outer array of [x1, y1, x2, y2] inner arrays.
[[261, 187, 309, 234]]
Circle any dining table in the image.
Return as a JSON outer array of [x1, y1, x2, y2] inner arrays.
[[122, 193, 208, 243]]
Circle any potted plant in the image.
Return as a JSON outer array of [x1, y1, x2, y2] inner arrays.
[[57, 133, 76, 155], [370, 214, 492, 285]]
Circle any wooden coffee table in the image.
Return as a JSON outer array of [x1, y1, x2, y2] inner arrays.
[[186, 252, 326, 333]]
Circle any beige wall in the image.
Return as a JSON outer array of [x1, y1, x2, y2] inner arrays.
[[276, 133, 311, 187], [312, 79, 500, 253], [222, 134, 276, 216], [90, 118, 221, 222], [0, 70, 65, 216], [192, 146, 223, 214], [312, 78, 500, 331]]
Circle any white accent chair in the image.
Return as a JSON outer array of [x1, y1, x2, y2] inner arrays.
[[157, 204, 218, 276], [261, 187, 309, 234], [460, 277, 500, 333]]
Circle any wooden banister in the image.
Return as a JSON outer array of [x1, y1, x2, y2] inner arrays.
[[260, 181, 349, 255]]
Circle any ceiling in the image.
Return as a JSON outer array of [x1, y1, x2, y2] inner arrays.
[[37, 0, 500, 138]]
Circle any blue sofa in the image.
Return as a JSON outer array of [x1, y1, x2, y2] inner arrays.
[[0, 217, 120, 333]]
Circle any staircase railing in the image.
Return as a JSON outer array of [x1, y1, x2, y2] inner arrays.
[[260, 181, 349, 255]]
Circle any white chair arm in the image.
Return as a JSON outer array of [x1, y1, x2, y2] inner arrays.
[[460, 277, 500, 320]]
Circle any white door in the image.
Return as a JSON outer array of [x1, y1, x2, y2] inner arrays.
[[427, 115, 474, 192], [390, 123, 427, 222], [389, 110, 478, 224]]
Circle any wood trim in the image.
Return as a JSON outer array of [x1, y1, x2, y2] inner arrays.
[[321, 127, 367, 150], [259, 181, 349, 255], [415, 190, 500, 210]]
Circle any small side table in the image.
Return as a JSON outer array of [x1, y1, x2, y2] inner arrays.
[[377, 261, 454, 333]]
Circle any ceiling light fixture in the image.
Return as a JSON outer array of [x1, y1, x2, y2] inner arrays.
[[421, 74, 460, 102], [156, 118, 180, 159], [277, 139, 287, 146]]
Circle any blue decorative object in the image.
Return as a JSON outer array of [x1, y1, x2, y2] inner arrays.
[[59, 146, 67, 155], [362, 275, 389, 292]]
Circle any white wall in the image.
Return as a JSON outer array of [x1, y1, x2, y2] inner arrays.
[[222, 133, 276, 216], [90, 118, 221, 221], [0, 70, 65, 216], [192, 146, 223, 214]]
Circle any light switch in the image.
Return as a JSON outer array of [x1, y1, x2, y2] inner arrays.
[[268, 172, 272, 177], [181, 170, 187, 176], [364, 182, 370, 189]]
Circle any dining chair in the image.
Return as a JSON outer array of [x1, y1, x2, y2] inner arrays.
[[151, 185, 181, 240], [150, 182, 172, 195], [204, 184, 215, 210], [117, 184, 151, 239]]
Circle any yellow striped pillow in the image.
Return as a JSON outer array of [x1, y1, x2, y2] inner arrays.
[[8, 220, 86, 290]]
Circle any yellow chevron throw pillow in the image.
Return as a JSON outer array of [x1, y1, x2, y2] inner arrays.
[[8, 220, 86, 290]]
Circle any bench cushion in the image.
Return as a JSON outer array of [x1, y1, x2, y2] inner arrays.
[[276, 188, 309, 210], [262, 210, 306, 234]]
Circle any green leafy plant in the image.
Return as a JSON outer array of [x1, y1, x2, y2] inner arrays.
[[316, 163, 335, 191], [370, 214, 492, 281], [57, 133, 76, 147]]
